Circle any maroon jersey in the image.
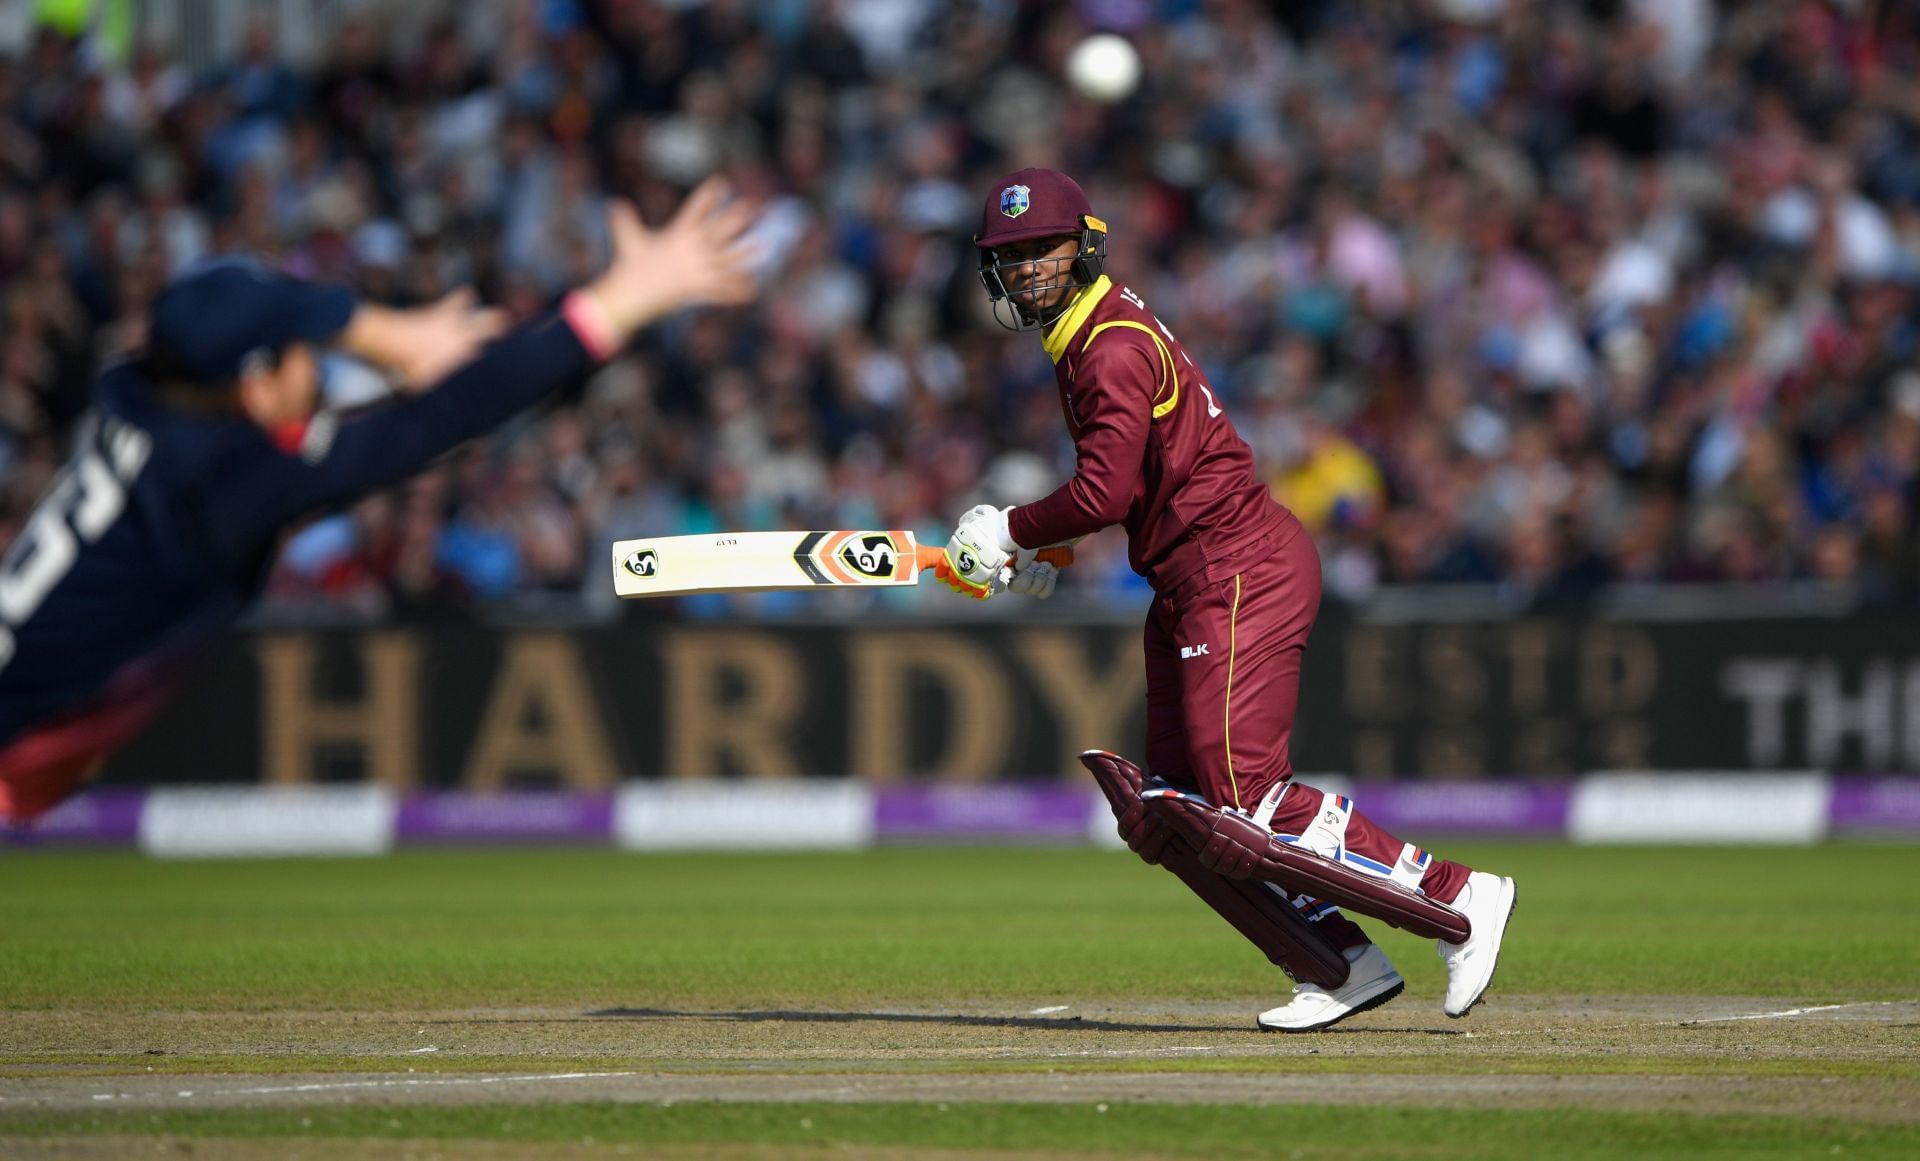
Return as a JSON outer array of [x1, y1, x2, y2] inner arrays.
[[1008, 276, 1296, 591]]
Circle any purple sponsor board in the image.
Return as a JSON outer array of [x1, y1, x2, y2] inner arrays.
[[5, 788, 147, 845], [395, 792, 614, 844], [1345, 780, 1570, 836], [16, 777, 1918, 851], [875, 782, 1097, 842], [1827, 777, 1920, 834]]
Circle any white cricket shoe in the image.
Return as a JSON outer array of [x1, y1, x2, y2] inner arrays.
[[1257, 943, 1403, 1032], [1438, 871, 1517, 1018]]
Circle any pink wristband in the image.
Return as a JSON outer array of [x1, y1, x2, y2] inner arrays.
[[561, 290, 620, 362]]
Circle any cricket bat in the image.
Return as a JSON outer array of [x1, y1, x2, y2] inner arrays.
[[610, 530, 1073, 598]]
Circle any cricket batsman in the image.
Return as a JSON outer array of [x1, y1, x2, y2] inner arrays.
[[943, 168, 1517, 1030], [0, 180, 757, 825]]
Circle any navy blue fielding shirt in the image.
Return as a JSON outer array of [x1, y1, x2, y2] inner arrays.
[[0, 310, 596, 747]]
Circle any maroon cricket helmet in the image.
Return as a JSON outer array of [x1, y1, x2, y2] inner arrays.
[[973, 168, 1110, 330], [974, 168, 1102, 249]]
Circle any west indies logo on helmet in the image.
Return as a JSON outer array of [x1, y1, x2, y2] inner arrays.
[[974, 168, 1108, 332]]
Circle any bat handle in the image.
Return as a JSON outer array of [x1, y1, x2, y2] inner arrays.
[[911, 544, 1076, 572]]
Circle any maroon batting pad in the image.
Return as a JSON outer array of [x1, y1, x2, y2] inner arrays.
[[1142, 788, 1471, 943], [1079, 751, 1350, 987]]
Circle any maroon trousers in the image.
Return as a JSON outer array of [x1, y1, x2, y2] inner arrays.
[[1142, 525, 1470, 947]]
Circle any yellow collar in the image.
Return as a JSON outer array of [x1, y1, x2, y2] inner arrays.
[[1041, 275, 1114, 364]]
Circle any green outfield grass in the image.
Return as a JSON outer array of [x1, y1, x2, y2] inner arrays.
[[5, 1102, 1914, 1160], [2, 843, 1917, 1011], [3, 842, 1918, 1158]]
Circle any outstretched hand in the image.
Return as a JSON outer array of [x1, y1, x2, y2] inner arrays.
[[388, 288, 508, 391], [586, 178, 761, 340], [340, 287, 507, 392]]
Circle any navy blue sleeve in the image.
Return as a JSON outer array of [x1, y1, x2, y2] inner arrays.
[[203, 312, 596, 564]]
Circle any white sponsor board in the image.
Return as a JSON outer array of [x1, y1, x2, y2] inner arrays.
[[613, 782, 875, 851], [141, 786, 397, 857], [1568, 771, 1831, 844], [1086, 801, 1127, 850]]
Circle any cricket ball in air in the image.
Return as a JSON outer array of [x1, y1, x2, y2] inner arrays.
[[1065, 34, 1141, 105]]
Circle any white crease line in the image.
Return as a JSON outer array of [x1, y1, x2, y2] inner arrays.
[[1029, 1006, 1071, 1015], [1448, 999, 1915, 1039], [91, 1071, 640, 1103], [1050, 1046, 1221, 1058], [1685, 1002, 1901, 1024]]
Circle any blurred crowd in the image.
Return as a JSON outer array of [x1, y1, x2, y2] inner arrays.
[[3, 0, 1919, 617]]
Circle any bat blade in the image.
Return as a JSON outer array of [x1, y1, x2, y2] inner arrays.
[[611, 530, 927, 597]]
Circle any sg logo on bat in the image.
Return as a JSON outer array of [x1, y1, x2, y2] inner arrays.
[[622, 549, 659, 577], [840, 534, 899, 579]]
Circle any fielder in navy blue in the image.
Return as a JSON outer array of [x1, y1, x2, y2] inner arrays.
[[0, 181, 758, 823]]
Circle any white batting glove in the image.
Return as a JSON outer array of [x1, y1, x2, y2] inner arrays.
[[1005, 545, 1062, 598], [945, 504, 1017, 592]]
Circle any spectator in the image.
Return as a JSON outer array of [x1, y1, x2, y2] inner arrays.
[[3, 0, 1918, 617]]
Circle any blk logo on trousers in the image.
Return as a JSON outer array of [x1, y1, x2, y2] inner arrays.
[[1180, 643, 1210, 659]]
